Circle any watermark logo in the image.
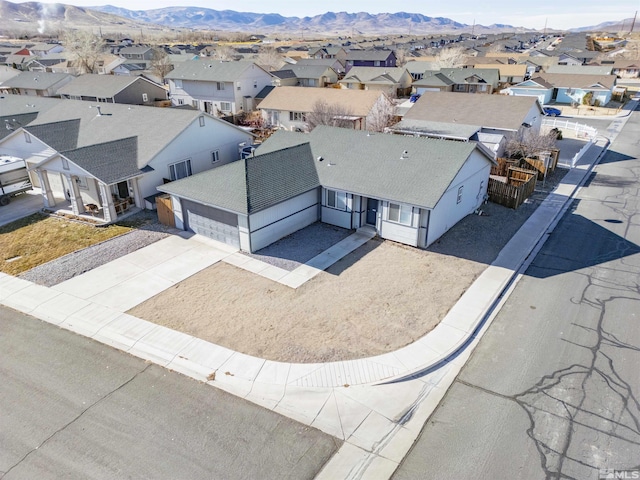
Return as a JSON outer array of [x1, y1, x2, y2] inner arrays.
[[599, 469, 640, 479]]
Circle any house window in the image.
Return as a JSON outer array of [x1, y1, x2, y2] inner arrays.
[[289, 111, 305, 121], [220, 101, 231, 112], [177, 98, 184, 105], [174, 79, 183, 89], [326, 189, 347, 210], [455, 84, 466, 92], [216, 82, 225, 90], [142, 93, 148, 102], [388, 203, 412, 225], [61, 157, 70, 170], [374, 61, 381, 66], [457, 186, 463, 204], [24, 132, 31, 143], [199, 116, 205, 127], [211, 150, 219, 163], [169, 159, 192, 181]]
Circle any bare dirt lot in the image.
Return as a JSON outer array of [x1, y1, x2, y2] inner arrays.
[[128, 168, 567, 364], [128, 238, 485, 363]]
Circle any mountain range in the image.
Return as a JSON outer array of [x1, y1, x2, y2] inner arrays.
[[0, 0, 634, 37]]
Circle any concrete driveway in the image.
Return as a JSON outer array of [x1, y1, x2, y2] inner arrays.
[[0, 189, 43, 227]]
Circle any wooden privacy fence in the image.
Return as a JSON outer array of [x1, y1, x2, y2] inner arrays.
[[156, 194, 175, 228], [491, 149, 559, 181], [488, 167, 537, 209]]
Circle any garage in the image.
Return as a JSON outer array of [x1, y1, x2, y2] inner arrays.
[[182, 199, 240, 248]]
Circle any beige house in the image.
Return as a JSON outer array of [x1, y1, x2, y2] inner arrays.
[[339, 66, 412, 97], [259, 86, 394, 131]]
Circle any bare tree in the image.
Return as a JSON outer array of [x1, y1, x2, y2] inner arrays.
[[367, 95, 397, 132], [395, 47, 410, 67], [504, 129, 558, 159], [433, 46, 467, 68], [306, 100, 356, 131], [256, 46, 284, 71], [149, 49, 173, 80], [62, 30, 105, 74], [213, 45, 237, 61]]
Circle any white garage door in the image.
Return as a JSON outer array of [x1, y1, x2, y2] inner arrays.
[[183, 200, 240, 248]]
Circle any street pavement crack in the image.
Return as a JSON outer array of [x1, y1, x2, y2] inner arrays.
[[0, 364, 151, 479]]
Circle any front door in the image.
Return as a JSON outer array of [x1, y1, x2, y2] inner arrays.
[[366, 199, 378, 225]]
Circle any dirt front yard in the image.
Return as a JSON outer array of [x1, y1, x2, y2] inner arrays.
[[128, 238, 485, 363]]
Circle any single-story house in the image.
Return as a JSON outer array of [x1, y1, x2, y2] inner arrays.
[[276, 64, 339, 87], [502, 73, 617, 105], [345, 50, 397, 72], [389, 91, 544, 158], [158, 126, 495, 252], [412, 68, 500, 95], [57, 74, 168, 105], [470, 63, 527, 84], [294, 57, 345, 75], [258, 86, 395, 132], [339, 66, 412, 97], [0, 71, 73, 97], [0, 95, 253, 222]]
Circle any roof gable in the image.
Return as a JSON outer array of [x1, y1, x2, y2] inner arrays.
[[63, 137, 142, 184], [24, 119, 80, 152]]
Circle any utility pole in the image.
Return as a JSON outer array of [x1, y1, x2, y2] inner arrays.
[[630, 10, 637, 34]]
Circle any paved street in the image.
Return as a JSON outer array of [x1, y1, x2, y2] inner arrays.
[[0, 308, 339, 480], [392, 107, 640, 477]]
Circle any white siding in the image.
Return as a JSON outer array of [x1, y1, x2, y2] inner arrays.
[[427, 151, 490, 246], [248, 189, 319, 252], [141, 117, 252, 200], [379, 201, 419, 247]]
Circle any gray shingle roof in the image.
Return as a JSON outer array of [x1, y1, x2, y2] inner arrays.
[[24, 119, 80, 152], [1, 71, 72, 89], [165, 60, 269, 82], [255, 126, 486, 209], [159, 143, 319, 215], [341, 67, 408, 84], [63, 137, 142, 184], [404, 92, 541, 132], [57, 74, 143, 98], [346, 50, 395, 61]]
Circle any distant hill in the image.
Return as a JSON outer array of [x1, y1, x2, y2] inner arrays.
[[570, 17, 638, 33]]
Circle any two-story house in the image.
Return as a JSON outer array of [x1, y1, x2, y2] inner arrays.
[[165, 60, 274, 115]]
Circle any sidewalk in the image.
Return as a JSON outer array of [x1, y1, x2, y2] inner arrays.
[[0, 106, 629, 478]]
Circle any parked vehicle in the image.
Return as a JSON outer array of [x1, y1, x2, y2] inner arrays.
[[0, 155, 32, 206], [543, 107, 562, 117]]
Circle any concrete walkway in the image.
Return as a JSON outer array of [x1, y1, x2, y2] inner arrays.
[[0, 104, 631, 479]]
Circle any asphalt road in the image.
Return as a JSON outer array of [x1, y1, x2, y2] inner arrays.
[[393, 107, 640, 479], [0, 308, 340, 480]]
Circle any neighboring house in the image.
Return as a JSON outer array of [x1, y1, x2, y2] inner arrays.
[[112, 63, 147, 76], [412, 68, 499, 95], [295, 57, 345, 75], [339, 66, 412, 97], [165, 60, 273, 115], [258, 86, 394, 131], [276, 64, 339, 87], [390, 91, 544, 158], [158, 126, 494, 252], [502, 73, 617, 106], [345, 50, 397, 71], [0, 65, 20, 86], [271, 69, 298, 87], [0, 71, 73, 97], [95, 54, 127, 75], [308, 46, 347, 64], [57, 75, 168, 105], [119, 46, 155, 61], [590, 60, 640, 78], [28, 43, 64, 56], [0, 95, 253, 222], [545, 65, 613, 76], [470, 63, 527, 84]]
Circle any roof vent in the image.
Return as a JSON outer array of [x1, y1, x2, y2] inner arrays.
[[317, 156, 323, 162], [400, 150, 409, 159]]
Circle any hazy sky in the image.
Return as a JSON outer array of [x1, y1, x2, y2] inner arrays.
[[13, 0, 640, 30]]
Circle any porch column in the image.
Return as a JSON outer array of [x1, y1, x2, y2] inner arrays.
[[64, 174, 84, 215], [99, 183, 117, 222], [130, 177, 143, 208], [35, 169, 55, 208]]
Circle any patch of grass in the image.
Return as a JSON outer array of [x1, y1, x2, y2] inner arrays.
[[0, 213, 131, 276]]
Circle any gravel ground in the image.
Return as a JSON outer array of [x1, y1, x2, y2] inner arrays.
[[19, 211, 175, 287], [243, 222, 354, 271]]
